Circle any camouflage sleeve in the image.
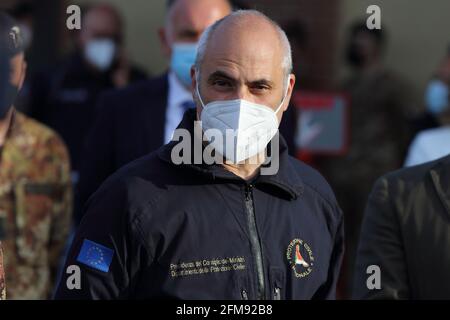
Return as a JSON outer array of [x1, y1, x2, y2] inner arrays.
[[0, 242, 5, 300], [47, 134, 73, 293]]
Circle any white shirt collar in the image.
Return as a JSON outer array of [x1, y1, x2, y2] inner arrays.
[[168, 71, 193, 108], [164, 72, 195, 144]]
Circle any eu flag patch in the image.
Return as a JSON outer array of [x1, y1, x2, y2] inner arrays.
[[76, 239, 114, 272]]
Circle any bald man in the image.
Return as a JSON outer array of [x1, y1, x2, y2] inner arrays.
[[55, 10, 343, 300]]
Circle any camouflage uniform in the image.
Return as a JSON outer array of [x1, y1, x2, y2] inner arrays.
[[0, 110, 72, 299], [0, 242, 5, 300]]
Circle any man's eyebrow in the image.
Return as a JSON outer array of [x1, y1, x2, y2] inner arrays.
[[207, 70, 237, 82], [249, 79, 274, 88], [207, 71, 274, 87]]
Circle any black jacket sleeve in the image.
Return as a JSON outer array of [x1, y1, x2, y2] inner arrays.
[[75, 93, 117, 225], [55, 179, 150, 299], [352, 177, 410, 299]]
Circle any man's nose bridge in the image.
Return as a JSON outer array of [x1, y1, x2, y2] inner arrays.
[[236, 83, 251, 101]]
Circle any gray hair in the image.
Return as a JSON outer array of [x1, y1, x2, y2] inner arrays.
[[194, 10, 293, 81]]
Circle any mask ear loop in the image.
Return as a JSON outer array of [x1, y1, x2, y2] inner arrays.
[[274, 76, 291, 114], [195, 74, 206, 109], [195, 74, 207, 123]]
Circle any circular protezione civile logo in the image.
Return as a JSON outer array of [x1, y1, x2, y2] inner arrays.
[[286, 238, 314, 278]]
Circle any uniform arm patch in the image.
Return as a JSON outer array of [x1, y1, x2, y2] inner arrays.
[[76, 239, 114, 273]]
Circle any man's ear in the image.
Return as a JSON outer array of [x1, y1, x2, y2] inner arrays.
[[158, 27, 171, 58], [283, 74, 296, 111]]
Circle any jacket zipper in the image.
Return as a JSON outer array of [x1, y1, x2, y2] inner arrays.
[[241, 289, 248, 300], [244, 184, 266, 300]]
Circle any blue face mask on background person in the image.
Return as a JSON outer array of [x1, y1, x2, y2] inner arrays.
[[425, 79, 449, 115], [84, 38, 117, 71], [170, 43, 197, 88]]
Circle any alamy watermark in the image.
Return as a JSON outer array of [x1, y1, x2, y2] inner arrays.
[[366, 5, 381, 30], [66, 5, 81, 30], [66, 265, 81, 290], [366, 264, 381, 290]]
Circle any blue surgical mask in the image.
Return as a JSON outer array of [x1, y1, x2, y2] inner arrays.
[[84, 38, 117, 71], [425, 79, 449, 115], [170, 42, 197, 88]]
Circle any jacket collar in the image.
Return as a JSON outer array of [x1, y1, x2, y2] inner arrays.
[[158, 108, 304, 200], [429, 155, 450, 216]]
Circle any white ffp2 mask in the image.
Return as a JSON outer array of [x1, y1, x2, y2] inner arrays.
[[196, 80, 289, 163]]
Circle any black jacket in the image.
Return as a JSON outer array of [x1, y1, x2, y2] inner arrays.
[[56, 109, 342, 300], [353, 155, 450, 299], [76, 73, 297, 224]]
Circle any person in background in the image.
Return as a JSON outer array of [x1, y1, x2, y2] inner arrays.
[[405, 48, 450, 167], [353, 154, 450, 299], [317, 21, 420, 297], [28, 3, 147, 185], [75, 0, 233, 225], [0, 12, 72, 299]]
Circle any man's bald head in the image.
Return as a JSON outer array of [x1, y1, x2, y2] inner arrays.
[[163, 0, 232, 46], [195, 10, 292, 80]]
